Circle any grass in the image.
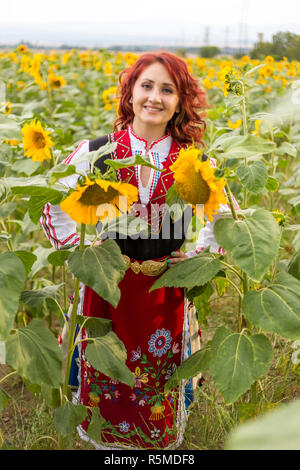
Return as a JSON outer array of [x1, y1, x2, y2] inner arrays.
[[1, 286, 299, 451]]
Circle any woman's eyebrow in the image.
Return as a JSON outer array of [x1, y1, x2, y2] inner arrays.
[[141, 78, 176, 87]]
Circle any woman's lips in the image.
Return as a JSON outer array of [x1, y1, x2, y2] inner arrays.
[[143, 106, 163, 112]]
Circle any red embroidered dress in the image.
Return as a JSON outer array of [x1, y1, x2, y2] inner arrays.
[[40, 127, 228, 450]]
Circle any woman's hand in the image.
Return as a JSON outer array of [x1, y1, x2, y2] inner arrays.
[[167, 250, 188, 267]]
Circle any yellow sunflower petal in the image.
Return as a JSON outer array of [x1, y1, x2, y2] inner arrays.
[[60, 177, 138, 225], [170, 146, 227, 221]]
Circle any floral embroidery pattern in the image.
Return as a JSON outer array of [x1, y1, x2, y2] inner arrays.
[[119, 421, 130, 433], [134, 367, 149, 387], [148, 328, 172, 358], [130, 346, 142, 362]]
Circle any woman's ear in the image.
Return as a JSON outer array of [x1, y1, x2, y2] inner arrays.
[[129, 97, 133, 104], [175, 102, 181, 113]]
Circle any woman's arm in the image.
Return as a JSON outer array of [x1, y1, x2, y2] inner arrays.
[[39, 140, 90, 249]]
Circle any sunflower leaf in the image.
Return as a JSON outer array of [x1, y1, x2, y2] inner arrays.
[[104, 154, 164, 172], [243, 272, 300, 339], [209, 327, 273, 404], [149, 252, 221, 291], [214, 208, 280, 281], [0, 252, 26, 341], [73, 142, 118, 166], [67, 239, 126, 308], [86, 331, 135, 388]]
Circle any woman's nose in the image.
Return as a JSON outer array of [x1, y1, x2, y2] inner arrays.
[[148, 87, 161, 102]]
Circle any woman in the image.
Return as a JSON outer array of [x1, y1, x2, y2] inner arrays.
[[40, 51, 226, 450]]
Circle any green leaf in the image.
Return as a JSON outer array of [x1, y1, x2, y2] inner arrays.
[[31, 246, 56, 277], [0, 115, 22, 140], [85, 331, 135, 388], [67, 239, 126, 308], [0, 252, 26, 341], [250, 334, 273, 379], [104, 154, 163, 172], [265, 176, 279, 192], [288, 251, 300, 281], [86, 408, 106, 444], [276, 142, 297, 158], [209, 327, 253, 403], [11, 159, 40, 176], [214, 209, 281, 281], [164, 348, 210, 393], [48, 250, 70, 266], [244, 64, 265, 76], [54, 401, 88, 437], [226, 398, 300, 450], [20, 284, 64, 307], [209, 327, 271, 404], [72, 141, 117, 168], [13, 250, 37, 276], [101, 214, 150, 238], [75, 315, 112, 338], [47, 163, 76, 185], [243, 272, 300, 339], [5, 319, 62, 387], [236, 161, 268, 194], [218, 135, 276, 160], [41, 385, 61, 409], [27, 188, 66, 224], [187, 282, 215, 325], [0, 202, 17, 218], [149, 252, 221, 292]]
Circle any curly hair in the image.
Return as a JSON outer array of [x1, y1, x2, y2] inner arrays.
[[113, 51, 208, 146]]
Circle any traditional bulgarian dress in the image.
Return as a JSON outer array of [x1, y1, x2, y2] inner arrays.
[[40, 126, 234, 450]]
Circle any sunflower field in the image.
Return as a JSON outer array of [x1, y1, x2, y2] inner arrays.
[[0, 45, 300, 450]]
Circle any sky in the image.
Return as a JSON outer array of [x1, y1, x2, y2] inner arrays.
[[0, 0, 300, 48]]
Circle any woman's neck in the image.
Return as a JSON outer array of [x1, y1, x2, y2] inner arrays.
[[131, 121, 168, 148]]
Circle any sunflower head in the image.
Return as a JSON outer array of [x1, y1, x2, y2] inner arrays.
[[17, 44, 28, 53], [48, 73, 66, 90], [60, 176, 138, 226], [170, 146, 227, 222], [21, 119, 54, 162]]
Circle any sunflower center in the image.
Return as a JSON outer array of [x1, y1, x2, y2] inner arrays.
[[33, 131, 46, 149], [53, 80, 61, 87], [79, 183, 119, 206], [188, 170, 210, 205]]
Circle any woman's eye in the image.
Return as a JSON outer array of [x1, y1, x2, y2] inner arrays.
[[163, 88, 173, 94], [142, 83, 151, 89]]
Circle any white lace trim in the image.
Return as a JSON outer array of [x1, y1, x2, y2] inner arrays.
[[128, 126, 172, 205]]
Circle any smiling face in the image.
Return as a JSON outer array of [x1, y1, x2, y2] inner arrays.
[[131, 61, 180, 138]]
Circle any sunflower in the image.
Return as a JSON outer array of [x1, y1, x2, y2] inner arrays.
[[21, 120, 54, 162], [170, 146, 227, 222], [60, 177, 139, 226], [48, 72, 66, 90], [228, 118, 242, 129], [17, 44, 28, 53]]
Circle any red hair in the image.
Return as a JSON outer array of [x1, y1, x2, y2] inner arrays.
[[113, 51, 208, 146]]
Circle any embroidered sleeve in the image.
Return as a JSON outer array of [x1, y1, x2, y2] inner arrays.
[[186, 158, 240, 257], [39, 140, 90, 249]]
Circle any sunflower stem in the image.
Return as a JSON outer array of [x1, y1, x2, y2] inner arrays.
[[58, 223, 86, 450], [224, 183, 238, 221], [240, 81, 248, 209]]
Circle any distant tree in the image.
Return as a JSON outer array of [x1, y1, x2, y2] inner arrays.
[[250, 31, 300, 61], [250, 41, 274, 60], [285, 35, 300, 61], [199, 45, 221, 58]]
